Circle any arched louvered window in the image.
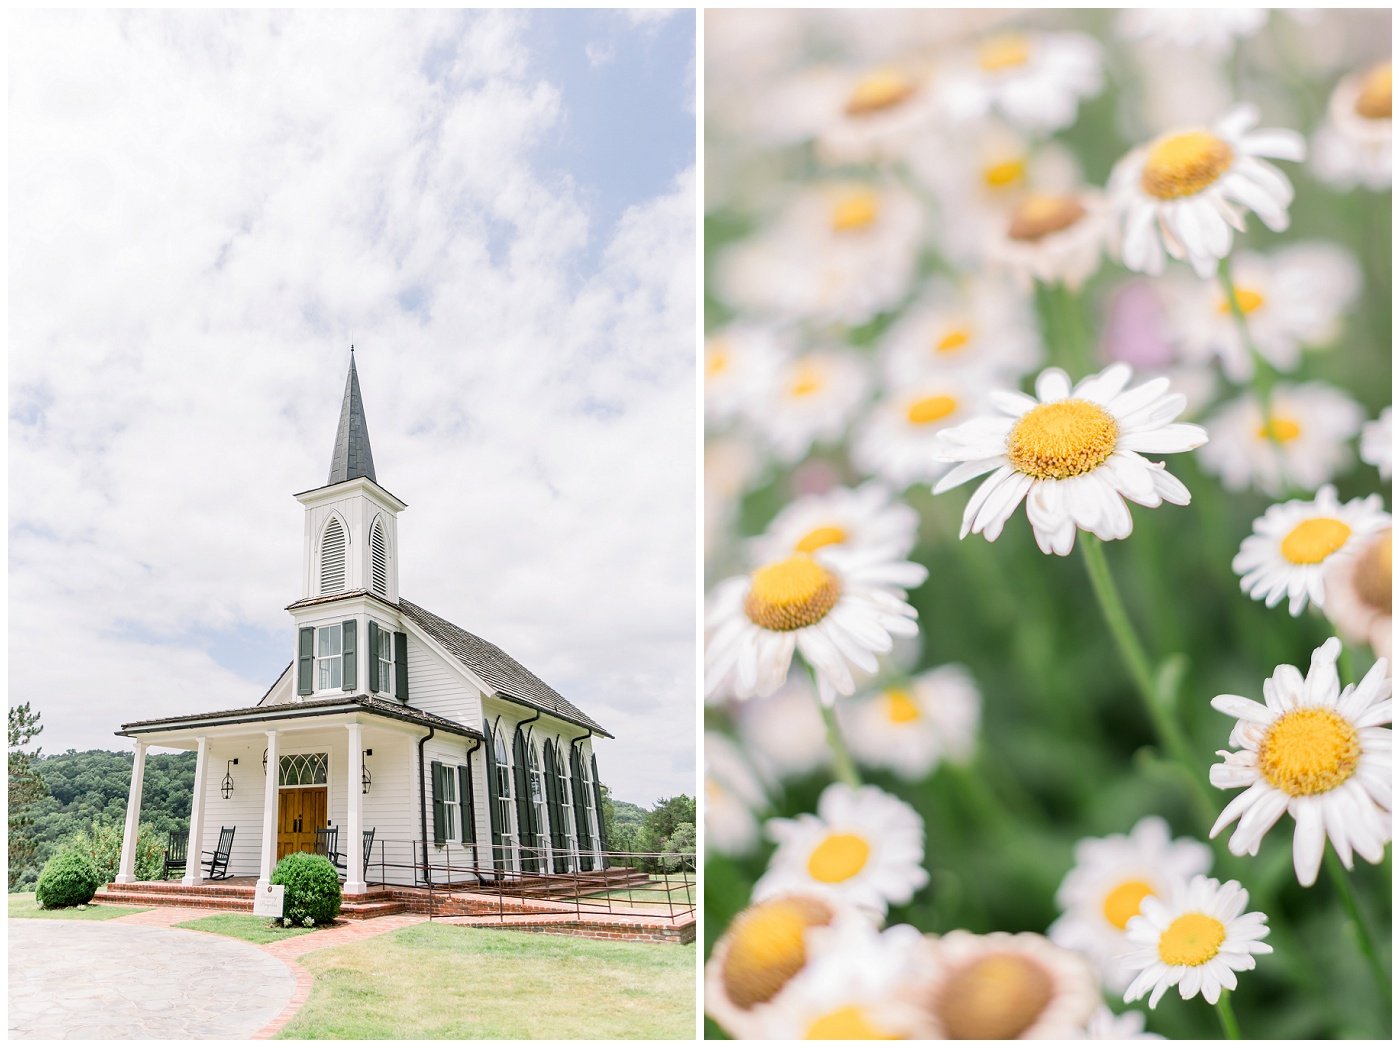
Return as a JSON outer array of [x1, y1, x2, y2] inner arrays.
[[370, 518, 388, 596], [319, 518, 347, 595]]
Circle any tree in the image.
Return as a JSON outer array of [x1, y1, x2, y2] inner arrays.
[[8, 704, 46, 890]]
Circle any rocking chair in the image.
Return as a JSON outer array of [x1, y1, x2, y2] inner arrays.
[[163, 832, 187, 880], [201, 826, 236, 880]]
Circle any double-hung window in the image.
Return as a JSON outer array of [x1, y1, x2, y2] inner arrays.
[[316, 625, 343, 691], [375, 624, 393, 694], [441, 770, 459, 840]]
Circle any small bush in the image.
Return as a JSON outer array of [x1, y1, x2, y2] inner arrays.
[[271, 852, 341, 926], [35, 850, 102, 909], [66, 822, 166, 883]]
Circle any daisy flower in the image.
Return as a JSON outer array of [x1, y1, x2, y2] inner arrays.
[[704, 545, 925, 703], [1080, 1005, 1164, 1040], [703, 892, 849, 1038], [1117, 9, 1267, 56], [1121, 875, 1272, 1008], [1165, 242, 1362, 382], [753, 783, 929, 917], [920, 931, 1101, 1039], [1110, 104, 1306, 278], [1360, 406, 1392, 480], [987, 187, 1111, 292], [705, 325, 787, 429], [936, 31, 1104, 133], [1048, 816, 1214, 992], [1312, 62, 1391, 191], [816, 64, 941, 165], [839, 665, 982, 781], [748, 482, 920, 565], [746, 348, 871, 465], [1232, 485, 1390, 616], [880, 277, 1043, 387], [753, 920, 934, 1038], [932, 363, 1208, 556], [734, 672, 832, 782], [1198, 383, 1365, 496], [1209, 638, 1392, 887], [705, 732, 770, 858], [1325, 528, 1392, 661], [851, 375, 989, 489]]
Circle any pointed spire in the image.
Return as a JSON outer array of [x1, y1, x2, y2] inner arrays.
[[327, 349, 377, 485]]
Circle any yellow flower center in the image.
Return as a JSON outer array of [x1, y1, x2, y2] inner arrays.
[[744, 555, 842, 632], [1280, 517, 1352, 565], [845, 70, 917, 116], [1158, 913, 1227, 966], [706, 340, 731, 378], [794, 525, 848, 554], [722, 896, 835, 1009], [1140, 131, 1235, 200], [1102, 879, 1155, 931], [805, 1005, 899, 1040], [978, 35, 1032, 73], [788, 365, 826, 399], [884, 688, 921, 724], [982, 158, 1026, 189], [806, 832, 871, 884], [935, 327, 972, 354], [906, 394, 959, 426], [934, 953, 1054, 1040], [1006, 398, 1119, 480], [1218, 287, 1266, 315], [1355, 62, 1392, 120], [1008, 195, 1087, 241], [1256, 414, 1302, 442], [1353, 529, 1392, 613], [1258, 707, 1361, 796], [831, 190, 880, 233]]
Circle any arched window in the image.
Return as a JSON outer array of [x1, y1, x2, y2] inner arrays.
[[493, 727, 517, 866], [580, 755, 601, 855], [319, 518, 347, 595], [370, 518, 388, 596], [555, 746, 578, 871], [527, 740, 548, 865]]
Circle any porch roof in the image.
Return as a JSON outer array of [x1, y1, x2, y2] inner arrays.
[[116, 694, 484, 741]]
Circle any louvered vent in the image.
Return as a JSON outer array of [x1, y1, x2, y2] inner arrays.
[[320, 519, 347, 594], [370, 519, 388, 596]]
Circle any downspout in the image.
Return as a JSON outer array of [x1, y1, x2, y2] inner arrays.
[[515, 710, 541, 868], [463, 736, 481, 869], [568, 729, 596, 867], [417, 726, 435, 885]]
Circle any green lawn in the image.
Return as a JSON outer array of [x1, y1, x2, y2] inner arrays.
[[584, 879, 695, 910], [277, 923, 695, 1039], [174, 912, 324, 945], [7, 893, 150, 921]]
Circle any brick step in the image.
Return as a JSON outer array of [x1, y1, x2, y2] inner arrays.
[[339, 900, 408, 920], [102, 880, 257, 898], [94, 889, 252, 912]]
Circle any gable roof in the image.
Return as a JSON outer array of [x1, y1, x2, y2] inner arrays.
[[399, 598, 612, 739], [118, 694, 483, 741], [327, 351, 377, 485]]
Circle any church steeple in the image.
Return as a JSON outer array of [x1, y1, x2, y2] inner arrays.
[[328, 349, 377, 486]]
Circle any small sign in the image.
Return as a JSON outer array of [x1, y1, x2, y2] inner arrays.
[[253, 883, 285, 919]]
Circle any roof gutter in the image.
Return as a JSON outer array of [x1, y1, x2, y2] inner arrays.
[[417, 726, 436, 886]]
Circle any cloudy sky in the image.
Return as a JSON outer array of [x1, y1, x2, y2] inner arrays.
[[9, 9, 696, 806]]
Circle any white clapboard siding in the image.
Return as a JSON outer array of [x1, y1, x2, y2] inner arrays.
[[404, 635, 482, 726]]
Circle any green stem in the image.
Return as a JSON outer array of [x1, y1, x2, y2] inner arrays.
[[1217, 258, 1275, 413], [809, 681, 862, 789], [1324, 850, 1391, 1009], [1057, 283, 1094, 377], [1215, 989, 1241, 1040], [1079, 536, 1215, 829]]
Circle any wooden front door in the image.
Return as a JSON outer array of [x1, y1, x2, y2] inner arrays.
[[277, 787, 328, 860]]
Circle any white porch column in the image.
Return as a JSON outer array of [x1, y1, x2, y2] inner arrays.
[[115, 742, 148, 884], [182, 737, 210, 886], [256, 729, 280, 891], [345, 722, 366, 895]]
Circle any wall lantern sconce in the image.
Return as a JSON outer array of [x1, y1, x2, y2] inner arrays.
[[362, 749, 373, 795], [262, 748, 268, 775], [220, 758, 239, 800]]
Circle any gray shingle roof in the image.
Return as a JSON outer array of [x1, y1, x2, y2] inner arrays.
[[328, 351, 377, 485], [117, 694, 484, 741], [399, 598, 612, 738]]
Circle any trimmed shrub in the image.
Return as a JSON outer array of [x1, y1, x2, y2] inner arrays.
[[35, 850, 102, 908], [271, 852, 342, 926], [66, 822, 166, 883]]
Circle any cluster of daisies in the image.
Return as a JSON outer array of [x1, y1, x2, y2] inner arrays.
[[705, 9, 1391, 1040]]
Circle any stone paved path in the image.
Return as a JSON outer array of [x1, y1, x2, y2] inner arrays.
[[8, 919, 295, 1040]]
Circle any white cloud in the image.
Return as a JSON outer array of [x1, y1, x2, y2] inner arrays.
[[585, 40, 616, 68], [8, 9, 696, 806]]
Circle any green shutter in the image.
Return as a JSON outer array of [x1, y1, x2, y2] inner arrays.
[[543, 743, 567, 873], [591, 753, 608, 869], [297, 627, 314, 695], [342, 620, 357, 691], [512, 728, 537, 873], [570, 745, 592, 872], [394, 632, 409, 701], [430, 760, 446, 844], [367, 621, 380, 693], [458, 763, 474, 845], [483, 723, 504, 873]]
